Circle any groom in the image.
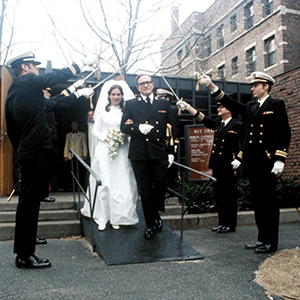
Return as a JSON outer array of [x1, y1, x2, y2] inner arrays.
[[121, 74, 174, 240]]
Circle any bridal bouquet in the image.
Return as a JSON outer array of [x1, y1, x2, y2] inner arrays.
[[106, 128, 124, 160]]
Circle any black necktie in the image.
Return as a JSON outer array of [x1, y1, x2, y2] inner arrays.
[[219, 122, 224, 129], [146, 97, 151, 107], [252, 102, 259, 112]]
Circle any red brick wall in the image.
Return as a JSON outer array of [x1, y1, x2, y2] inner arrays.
[[272, 67, 300, 179]]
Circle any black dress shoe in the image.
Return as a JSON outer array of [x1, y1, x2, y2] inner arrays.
[[36, 236, 47, 245], [212, 225, 224, 232], [255, 244, 277, 254], [41, 197, 56, 202], [143, 227, 154, 240], [245, 241, 264, 250], [15, 254, 51, 269], [217, 226, 235, 233], [153, 218, 163, 231]]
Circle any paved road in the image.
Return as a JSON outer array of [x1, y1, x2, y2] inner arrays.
[[1, 222, 299, 300]]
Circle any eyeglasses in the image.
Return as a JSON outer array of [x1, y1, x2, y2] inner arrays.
[[138, 81, 153, 87]]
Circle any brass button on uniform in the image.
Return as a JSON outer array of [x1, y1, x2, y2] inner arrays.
[[146, 138, 149, 141]]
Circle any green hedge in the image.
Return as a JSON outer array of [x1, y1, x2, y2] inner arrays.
[[173, 176, 300, 214]]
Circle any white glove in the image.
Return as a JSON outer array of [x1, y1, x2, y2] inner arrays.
[[198, 72, 212, 87], [271, 160, 284, 175], [68, 79, 86, 93], [177, 100, 190, 110], [74, 87, 94, 98], [168, 154, 174, 168], [231, 159, 241, 170], [82, 54, 99, 67], [139, 124, 154, 135]]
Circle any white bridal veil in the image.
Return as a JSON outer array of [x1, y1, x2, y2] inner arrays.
[[94, 79, 135, 122]]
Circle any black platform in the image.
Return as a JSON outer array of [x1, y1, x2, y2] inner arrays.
[[81, 201, 203, 265]]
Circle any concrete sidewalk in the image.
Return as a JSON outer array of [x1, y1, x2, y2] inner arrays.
[[1, 222, 299, 300]]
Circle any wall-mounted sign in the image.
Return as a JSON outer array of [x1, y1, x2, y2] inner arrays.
[[186, 125, 214, 180]]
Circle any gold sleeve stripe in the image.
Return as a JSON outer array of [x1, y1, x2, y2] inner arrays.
[[215, 90, 225, 101], [61, 90, 69, 96], [237, 151, 243, 159], [67, 65, 77, 76], [196, 112, 205, 122], [275, 150, 288, 158]]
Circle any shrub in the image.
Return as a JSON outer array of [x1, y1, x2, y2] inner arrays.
[[173, 175, 300, 214]]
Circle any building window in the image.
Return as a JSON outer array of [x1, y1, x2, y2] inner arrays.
[[263, 0, 273, 16], [245, 1, 254, 30], [230, 14, 237, 32], [217, 24, 224, 48], [246, 47, 256, 76], [204, 35, 211, 57], [264, 35, 276, 68], [185, 42, 190, 58], [177, 49, 182, 69], [231, 56, 238, 76], [218, 64, 225, 80]]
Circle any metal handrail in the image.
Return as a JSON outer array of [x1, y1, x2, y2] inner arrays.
[[69, 148, 216, 240], [69, 148, 101, 218], [171, 161, 217, 239]]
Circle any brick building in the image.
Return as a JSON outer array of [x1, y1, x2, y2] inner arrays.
[[161, 0, 300, 83], [272, 66, 300, 179]]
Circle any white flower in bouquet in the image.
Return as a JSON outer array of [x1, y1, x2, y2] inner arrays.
[[106, 129, 124, 160]]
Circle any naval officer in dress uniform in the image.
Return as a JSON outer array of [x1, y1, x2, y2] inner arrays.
[[197, 71, 291, 253], [120, 75, 174, 240], [177, 100, 244, 233], [5, 51, 95, 268]]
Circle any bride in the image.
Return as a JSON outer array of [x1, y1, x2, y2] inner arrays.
[[81, 80, 139, 230]]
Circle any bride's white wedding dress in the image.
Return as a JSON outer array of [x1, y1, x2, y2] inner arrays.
[[81, 83, 138, 228]]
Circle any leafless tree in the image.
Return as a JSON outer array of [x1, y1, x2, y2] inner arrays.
[[41, 0, 176, 74], [0, 0, 21, 65]]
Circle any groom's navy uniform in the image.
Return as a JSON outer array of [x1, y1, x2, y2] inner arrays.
[[121, 94, 174, 229]]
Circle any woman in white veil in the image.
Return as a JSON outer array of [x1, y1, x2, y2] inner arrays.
[[81, 79, 139, 230]]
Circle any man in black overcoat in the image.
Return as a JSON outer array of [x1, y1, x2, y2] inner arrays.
[[197, 71, 291, 253], [120, 75, 174, 240], [5, 52, 94, 268], [177, 100, 244, 233]]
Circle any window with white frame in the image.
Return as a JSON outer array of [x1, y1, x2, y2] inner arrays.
[[263, 0, 273, 16], [217, 24, 224, 48], [231, 56, 238, 76], [245, 1, 254, 30], [177, 49, 182, 69], [264, 35, 276, 68], [230, 14, 237, 33], [218, 64, 225, 80], [246, 46, 256, 76]]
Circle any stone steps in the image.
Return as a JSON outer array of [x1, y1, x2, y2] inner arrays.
[[1, 193, 298, 240], [0, 193, 82, 241]]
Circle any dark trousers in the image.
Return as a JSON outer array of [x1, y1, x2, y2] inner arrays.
[[131, 159, 168, 228], [246, 165, 279, 246], [14, 150, 53, 258], [213, 168, 237, 228]]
